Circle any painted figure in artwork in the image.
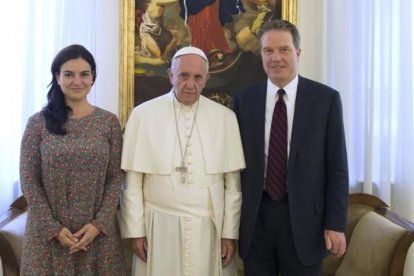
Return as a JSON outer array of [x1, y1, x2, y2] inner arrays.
[[136, 0, 179, 61], [178, 0, 244, 68]]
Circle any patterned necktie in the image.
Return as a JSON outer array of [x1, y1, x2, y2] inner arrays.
[[265, 89, 287, 201]]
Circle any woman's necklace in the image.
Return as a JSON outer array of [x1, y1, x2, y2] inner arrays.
[[173, 93, 199, 184]]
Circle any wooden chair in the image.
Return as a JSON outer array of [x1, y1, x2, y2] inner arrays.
[[323, 193, 414, 276], [0, 196, 27, 276]]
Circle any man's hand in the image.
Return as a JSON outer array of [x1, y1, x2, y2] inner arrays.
[[132, 237, 148, 262], [324, 229, 346, 257], [69, 223, 101, 254], [221, 238, 236, 267]]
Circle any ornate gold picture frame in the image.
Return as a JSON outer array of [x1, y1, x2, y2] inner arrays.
[[119, 0, 297, 127]]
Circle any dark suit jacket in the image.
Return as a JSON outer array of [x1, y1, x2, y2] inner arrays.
[[233, 75, 349, 266]]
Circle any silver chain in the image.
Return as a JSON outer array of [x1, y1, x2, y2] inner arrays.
[[172, 92, 200, 169]]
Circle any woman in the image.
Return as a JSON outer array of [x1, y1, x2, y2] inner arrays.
[[20, 44, 126, 275]]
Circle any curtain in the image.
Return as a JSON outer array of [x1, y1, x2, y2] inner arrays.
[[324, 0, 414, 222], [0, 0, 119, 214], [298, 0, 414, 274], [0, 1, 35, 215]]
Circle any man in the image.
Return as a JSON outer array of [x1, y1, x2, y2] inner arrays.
[[119, 46, 245, 276], [233, 19, 349, 275]]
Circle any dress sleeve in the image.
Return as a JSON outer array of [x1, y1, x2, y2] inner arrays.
[[20, 114, 63, 240], [221, 170, 242, 239], [91, 115, 124, 236]]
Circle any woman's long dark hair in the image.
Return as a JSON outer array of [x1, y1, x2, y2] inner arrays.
[[42, 44, 97, 135]]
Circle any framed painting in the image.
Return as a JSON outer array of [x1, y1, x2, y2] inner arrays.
[[119, 0, 297, 127]]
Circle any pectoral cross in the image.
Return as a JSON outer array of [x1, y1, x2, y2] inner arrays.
[[175, 160, 188, 183]]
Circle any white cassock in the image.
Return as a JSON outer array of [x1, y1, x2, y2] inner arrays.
[[119, 90, 246, 276]]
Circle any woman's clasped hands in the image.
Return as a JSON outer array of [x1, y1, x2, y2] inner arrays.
[[56, 223, 101, 254]]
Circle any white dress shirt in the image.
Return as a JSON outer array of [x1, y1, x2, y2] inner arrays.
[[264, 75, 298, 175]]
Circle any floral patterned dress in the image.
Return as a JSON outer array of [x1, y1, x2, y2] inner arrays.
[[20, 107, 126, 275]]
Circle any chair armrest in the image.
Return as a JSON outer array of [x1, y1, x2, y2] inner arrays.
[[0, 232, 20, 276]]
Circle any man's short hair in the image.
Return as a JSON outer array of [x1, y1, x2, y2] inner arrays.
[[257, 19, 301, 49]]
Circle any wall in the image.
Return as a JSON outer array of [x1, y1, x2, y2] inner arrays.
[[297, 0, 326, 83], [89, 0, 120, 115]]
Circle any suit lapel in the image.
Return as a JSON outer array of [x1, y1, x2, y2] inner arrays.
[[289, 76, 316, 166]]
